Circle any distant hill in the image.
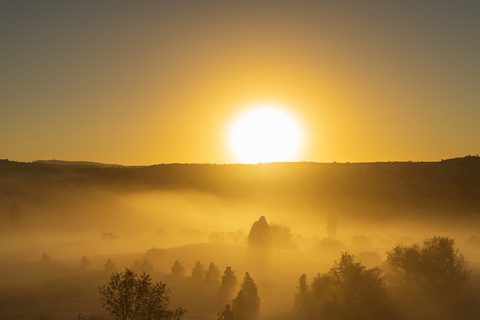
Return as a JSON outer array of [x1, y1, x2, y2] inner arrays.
[[33, 159, 123, 168], [1, 156, 480, 223], [442, 155, 480, 164]]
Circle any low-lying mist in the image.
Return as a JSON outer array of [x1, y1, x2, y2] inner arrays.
[[1, 160, 480, 319]]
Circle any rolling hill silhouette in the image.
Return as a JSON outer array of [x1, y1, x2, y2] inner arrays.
[[1, 156, 480, 224]]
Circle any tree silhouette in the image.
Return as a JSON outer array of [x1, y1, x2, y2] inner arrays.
[[81, 256, 91, 269], [232, 272, 260, 320], [132, 260, 142, 274], [248, 216, 272, 249], [98, 268, 185, 320], [171, 260, 185, 276], [269, 222, 298, 252], [132, 259, 153, 274], [221, 266, 237, 287], [297, 253, 393, 320], [294, 274, 312, 319], [42, 252, 51, 263], [206, 262, 220, 282], [218, 266, 237, 303], [386, 236, 470, 291], [192, 261, 206, 279], [105, 258, 117, 273]]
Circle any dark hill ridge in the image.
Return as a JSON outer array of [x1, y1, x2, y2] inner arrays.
[[1, 156, 480, 220], [33, 159, 123, 167]]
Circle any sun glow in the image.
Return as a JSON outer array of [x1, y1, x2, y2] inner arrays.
[[228, 104, 304, 164]]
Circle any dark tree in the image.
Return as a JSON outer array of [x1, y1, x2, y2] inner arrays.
[[142, 259, 154, 274], [171, 260, 185, 277], [132, 259, 153, 274], [142, 258, 153, 273], [132, 260, 142, 274], [98, 268, 185, 320], [42, 252, 51, 263], [206, 262, 220, 282], [248, 216, 272, 249], [294, 274, 312, 319], [105, 258, 117, 273], [386, 236, 470, 290], [232, 272, 260, 320], [297, 253, 394, 320], [219, 266, 237, 303], [192, 261, 206, 279], [221, 266, 237, 287], [81, 256, 92, 269]]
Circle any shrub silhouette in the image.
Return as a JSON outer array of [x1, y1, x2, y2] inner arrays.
[[294, 274, 312, 319], [221, 266, 237, 287], [105, 258, 117, 273], [386, 235, 470, 291], [98, 268, 185, 320], [218, 266, 237, 303], [248, 216, 272, 249], [232, 272, 260, 320], [81, 256, 92, 269], [269, 222, 298, 252], [191, 261, 206, 279], [205, 262, 220, 282], [132, 259, 154, 274], [171, 260, 185, 276], [42, 252, 51, 263], [296, 252, 394, 320]]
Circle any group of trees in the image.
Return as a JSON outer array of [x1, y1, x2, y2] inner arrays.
[[94, 235, 470, 320], [191, 261, 221, 281], [295, 253, 396, 320], [132, 259, 154, 274], [386, 236, 470, 291], [295, 236, 471, 320], [170, 260, 222, 282], [98, 266, 263, 320], [171, 260, 185, 276], [231, 272, 260, 320]]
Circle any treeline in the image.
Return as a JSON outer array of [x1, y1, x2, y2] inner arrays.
[[80, 235, 478, 320], [294, 236, 476, 320], [2, 158, 480, 220]]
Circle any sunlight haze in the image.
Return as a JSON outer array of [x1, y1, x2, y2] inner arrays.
[[228, 104, 304, 164], [1, 2, 480, 319], [1, 1, 479, 165]]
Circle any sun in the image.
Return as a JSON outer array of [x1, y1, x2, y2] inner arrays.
[[228, 104, 304, 164]]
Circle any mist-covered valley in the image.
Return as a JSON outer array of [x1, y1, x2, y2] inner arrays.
[[1, 157, 480, 320]]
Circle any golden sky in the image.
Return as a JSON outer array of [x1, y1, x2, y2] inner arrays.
[[1, 1, 479, 165]]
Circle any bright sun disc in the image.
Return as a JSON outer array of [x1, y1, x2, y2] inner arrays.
[[228, 105, 304, 164]]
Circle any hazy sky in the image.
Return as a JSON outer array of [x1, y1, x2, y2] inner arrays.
[[2, 0, 479, 165]]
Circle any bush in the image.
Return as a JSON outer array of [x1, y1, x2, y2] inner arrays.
[[171, 260, 185, 276], [81, 256, 92, 269], [386, 236, 470, 290], [105, 258, 117, 273], [191, 261, 206, 279], [269, 222, 298, 252], [232, 272, 260, 320], [132, 259, 154, 274], [98, 268, 185, 320], [205, 262, 220, 282], [296, 253, 395, 320]]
